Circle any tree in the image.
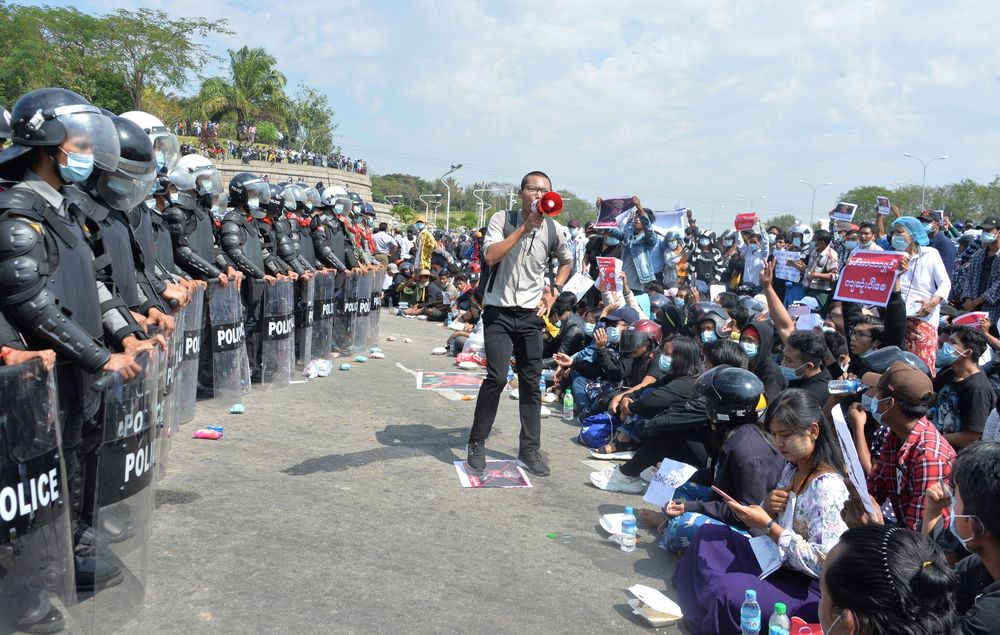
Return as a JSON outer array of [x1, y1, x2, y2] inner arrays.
[[195, 46, 289, 133], [255, 121, 278, 146], [288, 83, 336, 153], [764, 214, 797, 230], [102, 8, 230, 111], [392, 204, 417, 225]]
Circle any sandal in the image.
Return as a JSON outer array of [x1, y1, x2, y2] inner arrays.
[[589, 440, 638, 460]]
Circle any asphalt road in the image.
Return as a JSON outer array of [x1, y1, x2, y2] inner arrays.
[[101, 311, 683, 633]]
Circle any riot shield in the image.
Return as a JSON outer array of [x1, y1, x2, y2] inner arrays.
[[261, 278, 295, 389], [296, 275, 315, 367], [352, 268, 372, 354], [176, 284, 204, 423], [367, 268, 383, 348], [209, 281, 248, 408], [74, 352, 156, 633], [332, 270, 351, 355], [0, 360, 75, 634], [310, 272, 334, 362]]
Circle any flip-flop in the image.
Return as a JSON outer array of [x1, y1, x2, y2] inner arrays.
[[589, 447, 636, 460]]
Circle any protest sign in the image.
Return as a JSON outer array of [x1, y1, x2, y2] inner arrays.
[[831, 405, 876, 514], [876, 196, 891, 216], [642, 459, 698, 508], [562, 272, 595, 300], [953, 311, 989, 327], [595, 198, 635, 229], [734, 213, 758, 231], [596, 257, 622, 294], [830, 202, 858, 222], [833, 250, 904, 307], [773, 249, 803, 283], [651, 208, 686, 237], [454, 460, 532, 488]]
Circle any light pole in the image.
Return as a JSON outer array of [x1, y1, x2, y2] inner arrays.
[[439, 163, 463, 231], [738, 195, 766, 212], [903, 153, 948, 211], [418, 194, 441, 225], [798, 180, 832, 225]]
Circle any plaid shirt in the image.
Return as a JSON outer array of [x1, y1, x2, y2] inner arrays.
[[957, 246, 1000, 323], [867, 418, 956, 531]]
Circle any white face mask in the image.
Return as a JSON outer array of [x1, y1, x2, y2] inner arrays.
[[169, 192, 180, 204], [144, 198, 157, 210]]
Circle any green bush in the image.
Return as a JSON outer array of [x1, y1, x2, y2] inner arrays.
[[255, 121, 278, 145]]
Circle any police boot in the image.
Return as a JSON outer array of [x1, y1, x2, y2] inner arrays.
[[14, 590, 65, 635], [74, 554, 124, 593]]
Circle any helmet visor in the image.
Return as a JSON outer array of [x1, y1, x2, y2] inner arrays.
[[195, 169, 223, 196], [618, 330, 647, 355], [243, 179, 271, 207], [149, 128, 180, 172], [96, 167, 156, 211], [60, 111, 120, 172]]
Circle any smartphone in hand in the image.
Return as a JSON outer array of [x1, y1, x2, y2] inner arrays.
[[711, 485, 737, 504]]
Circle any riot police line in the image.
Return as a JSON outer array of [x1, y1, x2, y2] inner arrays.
[[0, 87, 386, 634]]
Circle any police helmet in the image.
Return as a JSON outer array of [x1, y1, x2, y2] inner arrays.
[[229, 172, 271, 218], [120, 110, 180, 172], [697, 365, 767, 426], [91, 115, 157, 211], [281, 184, 308, 212], [265, 183, 285, 216]]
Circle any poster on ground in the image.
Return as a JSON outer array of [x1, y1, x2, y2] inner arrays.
[[454, 460, 533, 488], [417, 371, 485, 391], [832, 250, 904, 307]]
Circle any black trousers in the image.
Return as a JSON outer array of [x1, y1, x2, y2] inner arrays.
[[469, 306, 544, 452], [619, 427, 710, 477]]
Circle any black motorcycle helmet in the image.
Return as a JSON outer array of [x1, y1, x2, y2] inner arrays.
[[687, 301, 730, 338], [0, 87, 120, 180], [88, 114, 156, 211], [856, 345, 931, 376], [229, 172, 271, 219], [696, 365, 767, 426], [265, 183, 285, 217]]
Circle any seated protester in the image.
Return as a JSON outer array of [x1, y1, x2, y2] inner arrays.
[[863, 361, 957, 530], [400, 268, 449, 321], [452, 273, 474, 311], [823, 329, 850, 380], [718, 295, 751, 331], [780, 330, 833, 405], [589, 336, 705, 492], [703, 338, 750, 370], [740, 321, 787, 402], [818, 525, 958, 635], [933, 325, 995, 449], [594, 332, 695, 458], [920, 441, 1000, 634], [542, 292, 588, 360], [436, 269, 458, 299], [446, 288, 484, 356], [673, 389, 850, 632], [688, 301, 732, 350], [639, 367, 784, 552], [555, 306, 638, 415]]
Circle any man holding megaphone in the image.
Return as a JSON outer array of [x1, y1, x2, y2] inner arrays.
[[467, 171, 573, 477]]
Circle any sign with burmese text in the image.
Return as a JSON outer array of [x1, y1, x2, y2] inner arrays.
[[833, 250, 904, 307]]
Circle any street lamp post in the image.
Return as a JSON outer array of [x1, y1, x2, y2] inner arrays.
[[439, 163, 463, 231], [903, 153, 948, 211], [798, 180, 832, 225], [738, 195, 766, 212]]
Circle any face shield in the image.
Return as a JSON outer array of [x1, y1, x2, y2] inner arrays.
[[303, 187, 322, 211], [282, 185, 307, 211], [194, 169, 222, 197], [618, 330, 652, 357], [57, 108, 121, 173], [149, 128, 180, 172], [96, 160, 157, 211]]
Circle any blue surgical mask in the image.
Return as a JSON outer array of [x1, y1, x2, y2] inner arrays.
[[767, 234, 776, 244], [584, 322, 596, 336], [698, 238, 710, 247], [666, 240, 677, 250], [749, 244, 760, 253], [861, 393, 874, 411], [981, 233, 997, 245], [808, 240, 816, 250], [724, 239, 734, 247], [415, 222, 425, 231], [673, 298, 685, 308], [792, 237, 802, 247], [605, 237, 620, 246], [248, 199, 260, 211], [949, 499, 980, 548], [700, 330, 717, 344], [169, 191, 180, 204], [781, 363, 806, 381], [553, 319, 562, 328], [605, 327, 621, 344], [891, 235, 910, 251], [741, 341, 759, 359], [155, 151, 166, 170], [658, 354, 673, 374], [937, 341, 962, 367], [869, 396, 889, 424], [569, 228, 579, 237], [844, 240, 858, 250], [144, 197, 156, 210], [58, 150, 95, 183]]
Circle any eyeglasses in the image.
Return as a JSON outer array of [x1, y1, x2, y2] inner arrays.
[[850, 330, 873, 340], [522, 185, 551, 195]]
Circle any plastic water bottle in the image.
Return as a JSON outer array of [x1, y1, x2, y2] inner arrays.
[[740, 589, 761, 634], [768, 602, 790, 635], [563, 392, 575, 420], [827, 379, 865, 394], [620, 506, 636, 553], [539, 376, 547, 397], [506, 367, 516, 391]]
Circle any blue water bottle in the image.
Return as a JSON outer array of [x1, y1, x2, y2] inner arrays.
[[740, 589, 761, 634]]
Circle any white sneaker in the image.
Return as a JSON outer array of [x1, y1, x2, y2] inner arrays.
[[590, 465, 645, 494], [639, 465, 656, 483]]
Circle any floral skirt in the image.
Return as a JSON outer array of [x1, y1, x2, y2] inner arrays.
[[904, 317, 938, 377]]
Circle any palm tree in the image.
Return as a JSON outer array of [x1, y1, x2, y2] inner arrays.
[[193, 46, 290, 131]]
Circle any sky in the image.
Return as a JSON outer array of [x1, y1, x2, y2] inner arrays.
[[44, 0, 1000, 231]]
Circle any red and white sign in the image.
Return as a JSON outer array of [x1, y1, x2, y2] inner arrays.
[[596, 257, 622, 294], [953, 311, 989, 327], [833, 250, 905, 307], [734, 213, 758, 231]]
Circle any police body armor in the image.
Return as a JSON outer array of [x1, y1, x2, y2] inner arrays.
[[0, 360, 75, 633]]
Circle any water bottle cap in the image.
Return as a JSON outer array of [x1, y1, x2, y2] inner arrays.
[[745, 589, 756, 600], [774, 602, 786, 614], [624, 506, 634, 515]]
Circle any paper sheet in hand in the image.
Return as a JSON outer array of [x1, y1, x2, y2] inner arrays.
[[832, 405, 876, 514], [651, 208, 686, 238], [643, 459, 698, 507], [562, 272, 595, 300], [595, 198, 634, 229], [596, 257, 622, 294], [830, 202, 858, 222], [709, 284, 727, 302], [876, 196, 891, 216], [749, 535, 783, 579], [773, 250, 803, 283]]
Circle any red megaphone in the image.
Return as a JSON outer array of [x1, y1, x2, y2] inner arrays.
[[531, 191, 563, 217]]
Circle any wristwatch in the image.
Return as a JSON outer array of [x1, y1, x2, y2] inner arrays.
[[764, 519, 777, 535], [552, 283, 563, 294]]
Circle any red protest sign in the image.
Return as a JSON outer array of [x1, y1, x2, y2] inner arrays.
[[833, 250, 905, 307], [596, 257, 622, 293], [734, 213, 757, 231]]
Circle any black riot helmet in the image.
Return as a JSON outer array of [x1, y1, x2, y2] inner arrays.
[[89, 114, 157, 211], [856, 345, 931, 377], [264, 183, 285, 217], [696, 365, 767, 426], [229, 172, 271, 219], [0, 87, 120, 180]]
